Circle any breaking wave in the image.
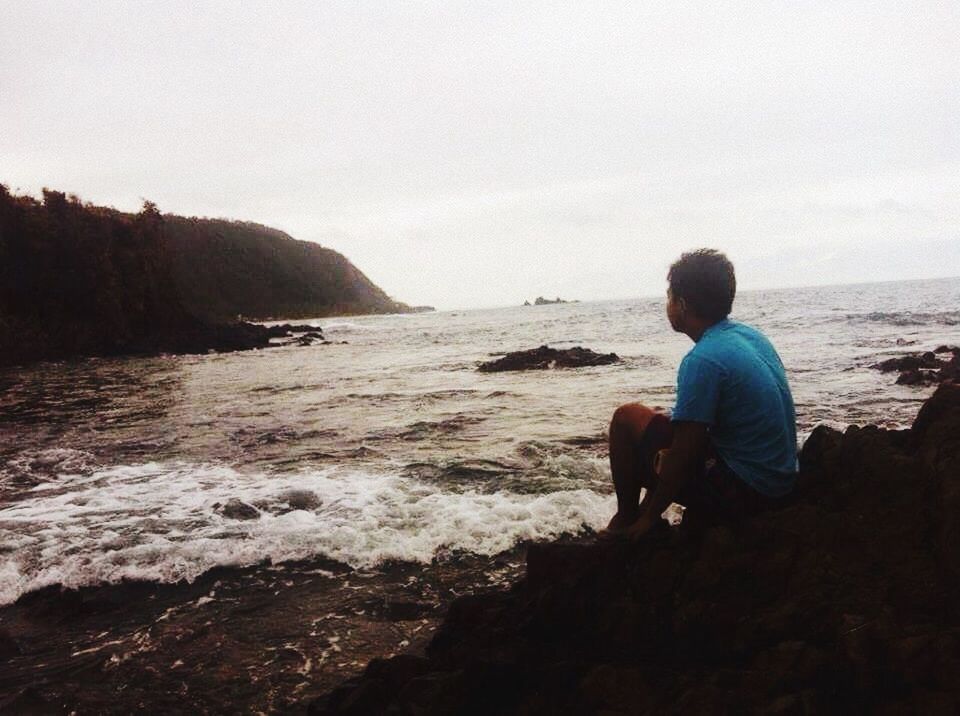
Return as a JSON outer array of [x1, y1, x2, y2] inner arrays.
[[0, 461, 612, 605], [846, 310, 960, 327]]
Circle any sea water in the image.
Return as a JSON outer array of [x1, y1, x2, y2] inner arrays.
[[2, 276, 959, 605]]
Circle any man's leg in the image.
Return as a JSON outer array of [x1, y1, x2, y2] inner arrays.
[[602, 403, 671, 534]]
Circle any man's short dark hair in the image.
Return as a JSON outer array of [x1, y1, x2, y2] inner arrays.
[[667, 249, 736, 322]]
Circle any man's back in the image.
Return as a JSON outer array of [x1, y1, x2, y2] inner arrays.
[[672, 319, 797, 497]]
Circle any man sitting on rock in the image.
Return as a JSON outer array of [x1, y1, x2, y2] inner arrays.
[[601, 249, 797, 540]]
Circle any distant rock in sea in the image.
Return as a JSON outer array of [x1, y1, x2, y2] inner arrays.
[[523, 296, 580, 306], [524, 296, 578, 306], [478, 345, 621, 372]]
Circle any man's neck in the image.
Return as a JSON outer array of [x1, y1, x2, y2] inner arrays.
[[685, 317, 722, 343]]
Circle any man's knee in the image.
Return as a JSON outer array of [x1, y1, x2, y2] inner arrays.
[[610, 402, 659, 440]]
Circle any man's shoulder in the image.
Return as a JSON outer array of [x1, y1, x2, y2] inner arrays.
[[724, 319, 765, 338], [692, 321, 777, 366], [712, 320, 774, 350]]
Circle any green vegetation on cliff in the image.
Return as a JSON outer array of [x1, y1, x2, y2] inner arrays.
[[0, 187, 414, 365], [164, 216, 409, 321], [0, 187, 181, 365]]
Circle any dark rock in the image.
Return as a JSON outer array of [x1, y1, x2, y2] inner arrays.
[[0, 687, 56, 715], [373, 600, 432, 621], [0, 628, 21, 659], [364, 654, 432, 687], [897, 369, 939, 385], [267, 323, 323, 336], [478, 345, 621, 372], [218, 498, 259, 520], [281, 489, 321, 512], [872, 346, 960, 386], [872, 352, 941, 373], [308, 382, 960, 714]]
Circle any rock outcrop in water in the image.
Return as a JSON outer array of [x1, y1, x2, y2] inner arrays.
[[312, 382, 960, 714], [478, 346, 621, 372], [522, 296, 579, 306], [872, 345, 960, 385]]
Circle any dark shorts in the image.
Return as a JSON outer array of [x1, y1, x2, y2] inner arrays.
[[638, 413, 787, 521]]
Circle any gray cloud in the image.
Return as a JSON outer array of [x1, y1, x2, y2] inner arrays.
[[2, 1, 958, 308]]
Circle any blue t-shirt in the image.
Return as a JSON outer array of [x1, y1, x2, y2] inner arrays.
[[672, 319, 798, 497]]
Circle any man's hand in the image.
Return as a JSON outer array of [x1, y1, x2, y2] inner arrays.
[[638, 421, 709, 527], [623, 513, 658, 542]]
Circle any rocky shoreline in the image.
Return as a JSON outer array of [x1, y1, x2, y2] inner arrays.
[[3, 365, 958, 713], [0, 320, 331, 368], [312, 382, 960, 714]]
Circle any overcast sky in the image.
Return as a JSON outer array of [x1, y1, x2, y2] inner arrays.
[[2, 1, 958, 309]]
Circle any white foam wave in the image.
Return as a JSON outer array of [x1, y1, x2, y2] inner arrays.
[[322, 321, 368, 331], [7, 448, 99, 476], [0, 461, 612, 605]]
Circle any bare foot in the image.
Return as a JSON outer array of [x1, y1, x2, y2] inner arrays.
[[597, 511, 640, 541]]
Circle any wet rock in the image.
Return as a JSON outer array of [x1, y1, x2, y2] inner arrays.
[[872, 351, 941, 373], [267, 323, 323, 336], [0, 628, 21, 660], [478, 345, 621, 372], [872, 346, 960, 386], [281, 489, 321, 512], [218, 498, 259, 520], [364, 654, 431, 688], [372, 599, 432, 621], [309, 382, 960, 714], [0, 687, 55, 714]]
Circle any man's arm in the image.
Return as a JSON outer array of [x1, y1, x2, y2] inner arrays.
[[626, 420, 710, 541]]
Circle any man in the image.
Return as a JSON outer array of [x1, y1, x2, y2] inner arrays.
[[602, 249, 797, 541]]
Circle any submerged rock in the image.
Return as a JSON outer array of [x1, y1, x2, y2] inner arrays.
[[311, 383, 960, 714], [872, 346, 960, 386], [281, 489, 321, 512], [478, 345, 621, 372], [217, 498, 259, 521]]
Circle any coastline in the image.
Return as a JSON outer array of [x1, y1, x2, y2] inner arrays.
[[3, 284, 960, 713], [4, 382, 959, 712]]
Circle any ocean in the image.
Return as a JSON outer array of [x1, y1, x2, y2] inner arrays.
[[1, 276, 959, 710]]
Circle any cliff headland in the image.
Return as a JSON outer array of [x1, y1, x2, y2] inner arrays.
[[0, 187, 419, 367]]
